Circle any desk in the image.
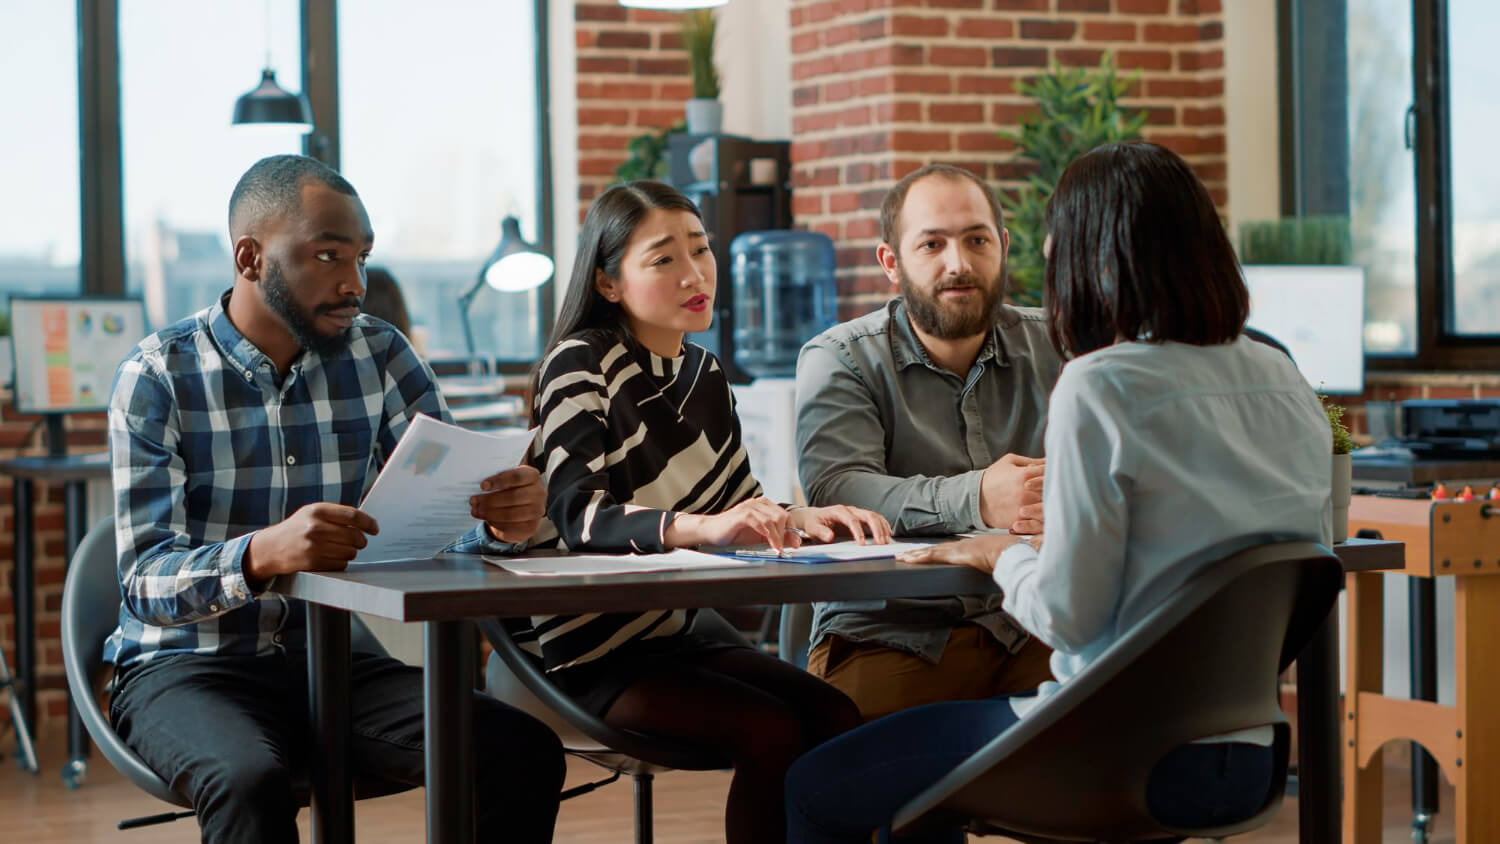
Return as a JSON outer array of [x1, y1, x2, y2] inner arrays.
[[0, 451, 109, 784], [276, 538, 1405, 844]]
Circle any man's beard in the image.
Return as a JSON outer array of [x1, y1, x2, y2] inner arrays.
[[262, 259, 359, 358], [898, 262, 1006, 340]]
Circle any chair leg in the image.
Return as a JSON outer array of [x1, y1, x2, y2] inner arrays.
[[633, 772, 654, 844]]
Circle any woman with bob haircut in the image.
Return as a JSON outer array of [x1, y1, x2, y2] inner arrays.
[[782, 142, 1332, 844], [514, 181, 884, 843]]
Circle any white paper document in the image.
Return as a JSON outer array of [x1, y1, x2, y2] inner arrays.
[[485, 549, 754, 577], [354, 415, 536, 564]]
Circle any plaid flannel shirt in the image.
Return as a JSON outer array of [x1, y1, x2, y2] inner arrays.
[[104, 293, 499, 667]]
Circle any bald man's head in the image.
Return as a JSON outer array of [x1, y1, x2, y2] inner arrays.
[[228, 154, 358, 239]]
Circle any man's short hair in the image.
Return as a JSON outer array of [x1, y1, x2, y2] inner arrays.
[[879, 164, 1005, 248], [228, 154, 358, 237]]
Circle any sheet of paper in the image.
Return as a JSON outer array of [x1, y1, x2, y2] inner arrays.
[[484, 549, 754, 577], [354, 415, 536, 564]]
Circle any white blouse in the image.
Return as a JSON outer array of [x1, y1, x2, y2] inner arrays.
[[994, 336, 1333, 731]]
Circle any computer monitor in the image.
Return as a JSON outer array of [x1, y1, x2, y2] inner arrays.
[[9, 296, 148, 414], [1241, 264, 1366, 395]]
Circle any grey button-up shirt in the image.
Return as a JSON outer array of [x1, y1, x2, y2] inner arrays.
[[795, 298, 1063, 663]]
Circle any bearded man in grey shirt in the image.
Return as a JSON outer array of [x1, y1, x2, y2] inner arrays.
[[795, 164, 1062, 720]]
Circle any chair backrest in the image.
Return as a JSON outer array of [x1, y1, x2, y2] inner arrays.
[[478, 618, 730, 773], [62, 516, 399, 809], [893, 541, 1342, 842], [61, 517, 190, 808]]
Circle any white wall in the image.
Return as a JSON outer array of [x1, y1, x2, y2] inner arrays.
[[1224, 0, 1282, 239], [718, 0, 792, 140]]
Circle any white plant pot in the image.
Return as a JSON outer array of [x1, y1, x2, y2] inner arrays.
[[685, 98, 723, 136], [1331, 452, 1352, 543]]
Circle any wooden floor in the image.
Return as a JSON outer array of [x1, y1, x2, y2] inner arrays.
[[0, 742, 1457, 842]]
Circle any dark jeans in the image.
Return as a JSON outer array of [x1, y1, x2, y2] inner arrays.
[[785, 696, 1275, 844], [111, 649, 565, 844]]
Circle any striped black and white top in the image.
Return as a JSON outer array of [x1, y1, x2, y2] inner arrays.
[[517, 327, 762, 671]]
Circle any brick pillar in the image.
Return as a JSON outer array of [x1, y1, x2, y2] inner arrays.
[[788, 0, 1227, 319], [574, 1, 694, 220]]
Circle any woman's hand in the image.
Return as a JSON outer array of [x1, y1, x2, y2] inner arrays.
[[789, 505, 893, 545], [666, 496, 797, 551], [896, 534, 1029, 574]]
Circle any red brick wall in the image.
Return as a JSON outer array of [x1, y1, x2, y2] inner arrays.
[[787, 0, 1228, 318], [0, 405, 107, 736], [574, 1, 694, 219]]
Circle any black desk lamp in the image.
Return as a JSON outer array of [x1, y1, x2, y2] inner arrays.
[[458, 216, 555, 367]]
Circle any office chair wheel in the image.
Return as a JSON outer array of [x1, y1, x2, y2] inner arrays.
[[61, 758, 88, 789]]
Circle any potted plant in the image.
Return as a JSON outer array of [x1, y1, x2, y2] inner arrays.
[[681, 9, 722, 135], [998, 55, 1147, 306], [613, 121, 685, 184], [1239, 216, 1353, 265], [1325, 396, 1356, 543]]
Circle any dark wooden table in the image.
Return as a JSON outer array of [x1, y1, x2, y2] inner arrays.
[[275, 537, 1406, 844], [0, 451, 110, 785]]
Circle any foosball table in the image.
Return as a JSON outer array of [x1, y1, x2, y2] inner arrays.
[[1344, 494, 1500, 843]]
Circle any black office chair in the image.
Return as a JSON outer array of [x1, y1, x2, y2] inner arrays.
[[890, 540, 1342, 843], [480, 614, 738, 844], [61, 517, 411, 830]]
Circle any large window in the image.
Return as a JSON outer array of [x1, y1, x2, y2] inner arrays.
[[13, 0, 548, 361], [0, 3, 80, 306], [1446, 0, 1500, 337], [120, 0, 304, 328], [1289, 0, 1500, 368], [1347, 0, 1416, 354], [339, 0, 546, 363]]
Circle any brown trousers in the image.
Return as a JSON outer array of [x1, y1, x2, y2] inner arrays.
[[806, 624, 1055, 722]]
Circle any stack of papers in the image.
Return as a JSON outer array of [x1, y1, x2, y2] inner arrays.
[[715, 539, 936, 563], [486, 549, 752, 576]]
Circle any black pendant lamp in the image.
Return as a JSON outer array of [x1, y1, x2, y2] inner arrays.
[[232, 0, 312, 131], [232, 68, 312, 130]]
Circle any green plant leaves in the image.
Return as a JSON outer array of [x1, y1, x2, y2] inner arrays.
[[999, 55, 1146, 306], [1239, 217, 1353, 265], [682, 9, 721, 100]]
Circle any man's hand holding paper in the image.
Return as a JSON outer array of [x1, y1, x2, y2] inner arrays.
[[471, 464, 548, 543], [355, 415, 541, 563]]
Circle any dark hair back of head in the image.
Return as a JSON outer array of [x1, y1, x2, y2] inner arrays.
[[228, 154, 358, 238], [1043, 141, 1247, 358], [879, 163, 1004, 247], [528, 181, 704, 421], [361, 266, 412, 337]]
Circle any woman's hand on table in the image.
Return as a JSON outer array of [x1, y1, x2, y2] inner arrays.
[[668, 497, 797, 551], [896, 533, 1031, 574]]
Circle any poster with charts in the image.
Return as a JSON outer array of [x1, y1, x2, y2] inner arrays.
[[9, 298, 148, 413]]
